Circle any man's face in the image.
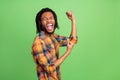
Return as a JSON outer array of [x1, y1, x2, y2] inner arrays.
[[41, 12, 55, 34]]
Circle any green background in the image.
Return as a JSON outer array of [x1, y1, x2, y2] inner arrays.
[[0, 0, 120, 80]]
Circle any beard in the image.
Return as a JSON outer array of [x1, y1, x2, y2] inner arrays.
[[42, 26, 55, 34]]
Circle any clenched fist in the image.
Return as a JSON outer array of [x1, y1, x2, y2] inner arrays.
[[66, 11, 75, 21]]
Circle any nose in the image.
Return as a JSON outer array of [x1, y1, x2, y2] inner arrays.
[[46, 19, 51, 23], [47, 17, 54, 22]]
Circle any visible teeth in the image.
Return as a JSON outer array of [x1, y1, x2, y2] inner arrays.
[[46, 23, 53, 30], [47, 24, 52, 26]]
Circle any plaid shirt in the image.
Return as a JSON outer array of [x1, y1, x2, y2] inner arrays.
[[32, 31, 77, 80]]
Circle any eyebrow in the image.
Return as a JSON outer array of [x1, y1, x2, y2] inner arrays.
[[42, 16, 53, 18]]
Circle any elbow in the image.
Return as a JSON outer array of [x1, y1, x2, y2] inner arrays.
[[43, 63, 56, 74], [70, 38, 78, 44]]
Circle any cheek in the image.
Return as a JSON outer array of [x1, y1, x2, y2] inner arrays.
[[41, 21, 46, 26], [52, 20, 55, 25]]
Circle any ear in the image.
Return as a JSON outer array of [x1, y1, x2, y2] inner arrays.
[[39, 21, 41, 25]]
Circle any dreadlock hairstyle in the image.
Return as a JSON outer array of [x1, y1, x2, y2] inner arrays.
[[35, 8, 59, 33]]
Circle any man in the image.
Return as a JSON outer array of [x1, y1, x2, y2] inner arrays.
[[32, 8, 78, 80]]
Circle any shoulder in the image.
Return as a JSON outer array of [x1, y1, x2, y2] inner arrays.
[[53, 33, 59, 38], [32, 35, 44, 53], [32, 35, 44, 45], [54, 33, 67, 38], [33, 35, 40, 43]]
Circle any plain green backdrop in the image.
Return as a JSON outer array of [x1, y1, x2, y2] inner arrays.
[[0, 0, 120, 80]]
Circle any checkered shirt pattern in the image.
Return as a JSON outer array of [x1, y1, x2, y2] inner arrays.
[[32, 31, 77, 80]]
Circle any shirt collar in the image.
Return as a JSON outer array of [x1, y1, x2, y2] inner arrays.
[[39, 31, 54, 38]]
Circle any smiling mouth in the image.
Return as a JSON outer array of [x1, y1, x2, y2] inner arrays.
[[46, 23, 54, 31]]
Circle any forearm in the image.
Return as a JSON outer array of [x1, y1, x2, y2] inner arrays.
[[66, 11, 77, 39], [54, 51, 70, 67], [70, 19, 77, 39]]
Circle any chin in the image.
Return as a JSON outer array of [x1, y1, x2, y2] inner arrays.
[[48, 31, 54, 34], [45, 29, 55, 34]]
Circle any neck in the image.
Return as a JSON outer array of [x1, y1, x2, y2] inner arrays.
[[41, 30, 54, 36]]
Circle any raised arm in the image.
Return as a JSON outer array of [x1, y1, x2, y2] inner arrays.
[[66, 11, 77, 42], [54, 12, 78, 67]]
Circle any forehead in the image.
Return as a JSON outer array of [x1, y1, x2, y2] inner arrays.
[[41, 12, 54, 18]]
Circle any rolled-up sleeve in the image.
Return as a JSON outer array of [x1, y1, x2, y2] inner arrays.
[[32, 37, 56, 74], [69, 36, 78, 44], [54, 34, 78, 47]]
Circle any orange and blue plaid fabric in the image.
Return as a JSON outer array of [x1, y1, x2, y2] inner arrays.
[[32, 31, 77, 80]]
